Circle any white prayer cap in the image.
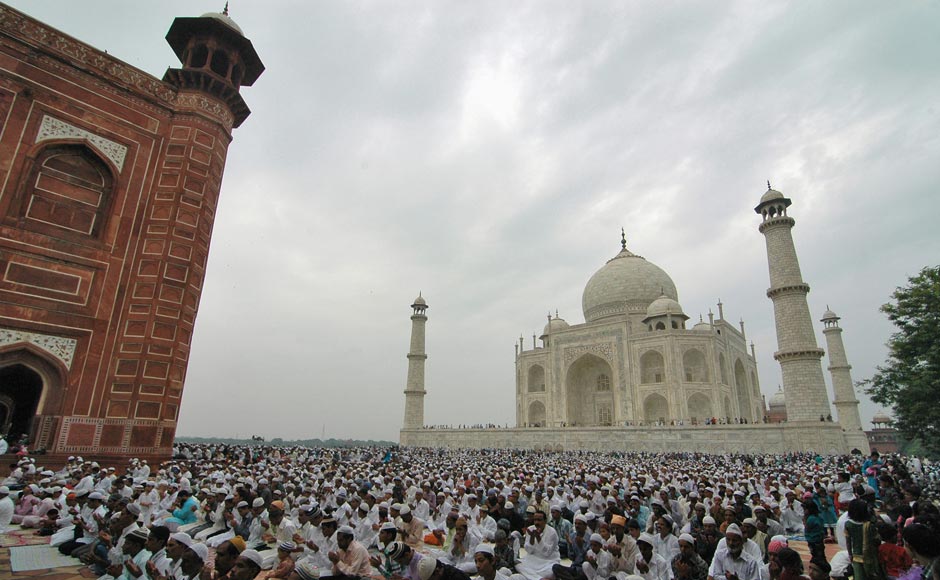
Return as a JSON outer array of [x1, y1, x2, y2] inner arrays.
[[337, 525, 355, 536], [190, 542, 209, 562], [678, 533, 695, 545], [474, 544, 495, 556], [252, 497, 265, 508], [294, 560, 320, 580], [418, 557, 438, 580], [380, 522, 397, 532], [170, 532, 193, 547], [702, 516, 716, 525], [725, 523, 743, 537], [240, 549, 264, 569], [589, 533, 604, 544], [0, 486, 9, 495], [399, 505, 411, 515], [637, 533, 655, 547]]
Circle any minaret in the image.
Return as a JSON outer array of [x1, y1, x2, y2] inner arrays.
[[755, 185, 831, 422], [821, 308, 871, 452], [402, 293, 428, 430]]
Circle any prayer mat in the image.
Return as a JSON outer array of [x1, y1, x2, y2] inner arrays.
[[0, 529, 51, 548], [10, 544, 79, 572]]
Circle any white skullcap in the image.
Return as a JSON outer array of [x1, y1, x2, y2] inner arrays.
[[474, 544, 495, 556], [418, 557, 439, 580], [725, 523, 743, 537], [678, 533, 695, 544], [399, 505, 411, 515], [240, 549, 264, 569], [637, 533, 655, 547], [170, 532, 193, 547], [702, 516, 716, 525], [337, 525, 355, 536], [252, 497, 265, 508], [190, 543, 209, 562], [589, 533, 604, 543]]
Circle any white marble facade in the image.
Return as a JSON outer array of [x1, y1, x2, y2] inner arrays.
[[515, 238, 764, 429]]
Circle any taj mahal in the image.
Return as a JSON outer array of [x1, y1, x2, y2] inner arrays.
[[399, 185, 872, 454]]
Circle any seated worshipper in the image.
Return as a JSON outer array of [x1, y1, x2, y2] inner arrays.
[[270, 541, 298, 579], [876, 521, 912, 580], [289, 559, 322, 580], [162, 490, 200, 532], [634, 533, 671, 580], [103, 527, 152, 580], [11, 483, 41, 524], [19, 486, 57, 528], [607, 515, 639, 580], [807, 556, 831, 580], [323, 525, 372, 579], [549, 505, 573, 558], [763, 536, 788, 580], [58, 491, 108, 557], [231, 549, 265, 580], [398, 506, 426, 546], [707, 524, 760, 580], [493, 530, 518, 573], [555, 513, 591, 580], [672, 534, 709, 580], [583, 533, 612, 580], [145, 525, 174, 579], [653, 515, 680, 563], [176, 541, 210, 580], [372, 523, 406, 578], [774, 548, 807, 580], [515, 511, 560, 580], [474, 544, 510, 580], [86, 504, 141, 576], [440, 517, 479, 573], [714, 522, 762, 564], [416, 556, 472, 580], [385, 541, 424, 580]]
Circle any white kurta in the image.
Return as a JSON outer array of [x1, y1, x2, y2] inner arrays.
[[515, 526, 560, 580]]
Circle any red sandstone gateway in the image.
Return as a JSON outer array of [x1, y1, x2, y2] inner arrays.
[[0, 4, 263, 463]]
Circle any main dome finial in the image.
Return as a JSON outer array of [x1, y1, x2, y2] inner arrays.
[[621, 227, 626, 250]]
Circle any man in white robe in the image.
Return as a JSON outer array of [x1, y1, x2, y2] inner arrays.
[[516, 511, 560, 580]]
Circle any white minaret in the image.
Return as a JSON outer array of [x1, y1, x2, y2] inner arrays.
[[402, 293, 428, 430], [755, 185, 832, 422], [821, 308, 871, 452]]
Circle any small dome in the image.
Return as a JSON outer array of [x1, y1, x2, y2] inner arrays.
[[692, 319, 712, 332], [872, 411, 892, 424], [769, 387, 786, 408], [582, 247, 678, 322], [645, 295, 685, 319], [200, 11, 244, 35], [821, 308, 839, 321], [542, 316, 570, 336], [760, 187, 785, 205], [412, 293, 427, 306]]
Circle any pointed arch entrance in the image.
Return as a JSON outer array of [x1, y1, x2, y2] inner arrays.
[[0, 345, 68, 449], [565, 354, 614, 427]]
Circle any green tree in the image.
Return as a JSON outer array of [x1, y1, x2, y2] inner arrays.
[[863, 266, 940, 454]]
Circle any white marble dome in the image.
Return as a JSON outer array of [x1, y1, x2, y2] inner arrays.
[[645, 295, 685, 319], [769, 387, 786, 408], [582, 247, 678, 323], [542, 316, 570, 335], [760, 187, 785, 205], [201, 11, 244, 35]]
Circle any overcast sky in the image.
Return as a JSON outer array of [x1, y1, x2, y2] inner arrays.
[[8, 1, 939, 442]]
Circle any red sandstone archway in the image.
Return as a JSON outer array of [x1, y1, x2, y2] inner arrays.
[[0, 344, 68, 450]]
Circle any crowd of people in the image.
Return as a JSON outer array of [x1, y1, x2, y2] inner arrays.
[[0, 444, 938, 580]]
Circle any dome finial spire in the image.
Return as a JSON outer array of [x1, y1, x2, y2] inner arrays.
[[222, 1, 229, 16], [767, 180, 771, 190], [621, 227, 626, 250]]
